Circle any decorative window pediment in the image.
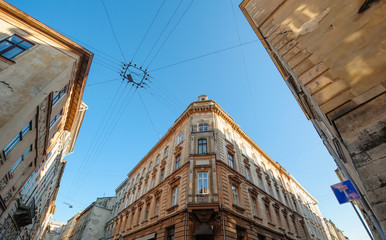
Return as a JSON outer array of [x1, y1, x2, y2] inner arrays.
[[168, 176, 181, 186], [228, 175, 242, 186]]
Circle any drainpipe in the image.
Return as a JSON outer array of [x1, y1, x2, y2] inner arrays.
[[311, 119, 385, 240], [185, 211, 188, 240]]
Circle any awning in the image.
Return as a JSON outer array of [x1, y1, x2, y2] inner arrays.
[[135, 232, 156, 240]]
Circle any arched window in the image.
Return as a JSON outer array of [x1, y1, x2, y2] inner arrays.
[[198, 138, 207, 154]]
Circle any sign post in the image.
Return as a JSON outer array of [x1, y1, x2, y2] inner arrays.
[[331, 180, 374, 240]]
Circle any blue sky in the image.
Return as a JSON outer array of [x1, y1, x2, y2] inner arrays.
[[7, 0, 370, 239]]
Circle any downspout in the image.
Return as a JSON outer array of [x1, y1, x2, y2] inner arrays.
[[185, 211, 188, 240], [311, 119, 385, 240]]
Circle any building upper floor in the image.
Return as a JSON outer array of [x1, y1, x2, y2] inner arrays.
[[111, 96, 330, 239]]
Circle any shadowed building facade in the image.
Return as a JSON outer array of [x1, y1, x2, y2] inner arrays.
[[111, 96, 332, 240], [0, 2, 93, 239], [239, 0, 385, 239]]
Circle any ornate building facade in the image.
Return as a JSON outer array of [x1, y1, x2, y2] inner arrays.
[[111, 95, 331, 240], [0, 2, 93, 239], [239, 1, 385, 239]]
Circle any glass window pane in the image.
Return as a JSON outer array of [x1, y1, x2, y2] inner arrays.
[[2, 47, 23, 59], [19, 41, 33, 49], [9, 35, 23, 44], [0, 41, 12, 51]]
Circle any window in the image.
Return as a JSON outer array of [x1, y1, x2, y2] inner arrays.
[[20, 170, 36, 194], [257, 174, 264, 190], [175, 155, 181, 170], [155, 198, 160, 216], [236, 226, 246, 240], [3, 121, 31, 156], [251, 197, 258, 216], [148, 163, 152, 173], [9, 145, 32, 176], [144, 203, 150, 221], [164, 147, 169, 158], [167, 226, 175, 240], [143, 183, 147, 194], [198, 122, 209, 132], [232, 185, 239, 205], [245, 166, 251, 181], [177, 133, 183, 144], [160, 169, 165, 182], [136, 188, 141, 200], [228, 153, 234, 168], [225, 129, 231, 141], [198, 138, 207, 154], [52, 85, 67, 106], [275, 210, 281, 228], [49, 109, 63, 129], [155, 155, 160, 165], [151, 178, 155, 189], [265, 203, 272, 222], [198, 173, 208, 194], [0, 35, 34, 59], [172, 187, 178, 206], [137, 207, 142, 225]]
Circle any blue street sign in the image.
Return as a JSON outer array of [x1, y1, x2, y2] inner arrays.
[[331, 180, 361, 204]]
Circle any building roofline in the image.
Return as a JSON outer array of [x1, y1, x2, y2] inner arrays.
[[0, 1, 94, 134], [126, 97, 317, 203]]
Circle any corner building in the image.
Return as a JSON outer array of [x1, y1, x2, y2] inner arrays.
[[113, 95, 331, 240]]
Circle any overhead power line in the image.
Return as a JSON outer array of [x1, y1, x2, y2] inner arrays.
[[138, 90, 160, 140], [142, 0, 187, 66], [147, 0, 195, 67], [132, 0, 168, 61], [150, 39, 258, 72], [86, 78, 120, 87], [101, 0, 127, 63]]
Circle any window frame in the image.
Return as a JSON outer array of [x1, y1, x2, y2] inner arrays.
[[144, 203, 150, 221], [245, 166, 251, 181], [167, 226, 175, 240], [177, 132, 183, 144], [0, 34, 34, 60], [160, 169, 165, 182], [52, 85, 67, 107], [154, 198, 160, 216], [49, 109, 63, 129], [228, 152, 234, 168], [251, 197, 258, 216], [232, 185, 239, 205], [3, 121, 32, 156], [175, 155, 181, 170], [197, 172, 209, 194], [172, 187, 178, 206], [197, 138, 207, 154], [198, 122, 209, 132], [9, 144, 32, 176]]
